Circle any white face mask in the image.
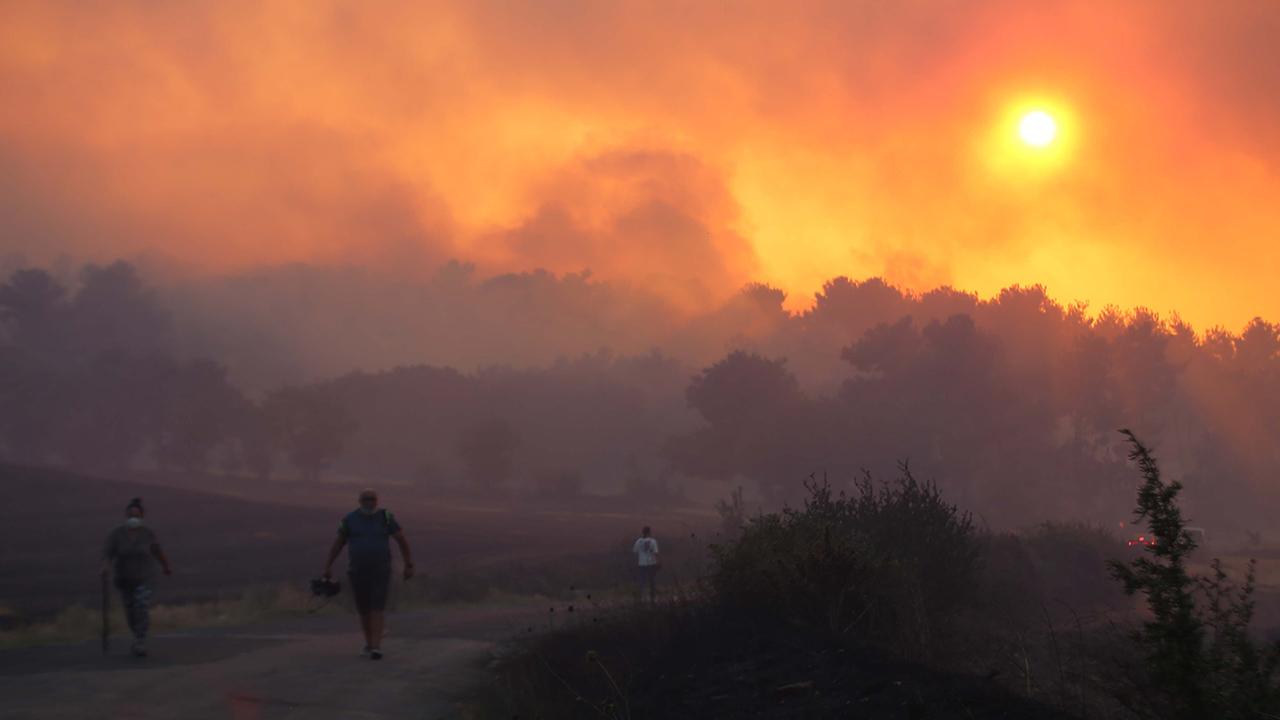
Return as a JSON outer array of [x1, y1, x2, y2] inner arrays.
[[126, 517, 143, 529]]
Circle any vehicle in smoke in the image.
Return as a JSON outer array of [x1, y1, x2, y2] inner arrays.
[[1125, 526, 1205, 550], [1126, 534, 1156, 550]]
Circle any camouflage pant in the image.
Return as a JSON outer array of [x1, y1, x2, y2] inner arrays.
[[116, 580, 152, 640]]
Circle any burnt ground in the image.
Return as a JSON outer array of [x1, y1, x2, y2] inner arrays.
[[630, 634, 1078, 719], [2, 465, 337, 613], [0, 464, 713, 618], [476, 603, 1081, 720]]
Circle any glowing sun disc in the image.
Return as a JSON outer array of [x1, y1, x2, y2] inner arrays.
[[1018, 110, 1058, 147]]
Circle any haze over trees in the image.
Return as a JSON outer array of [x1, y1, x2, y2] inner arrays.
[[0, 262, 349, 481], [1, 259, 1277, 531]]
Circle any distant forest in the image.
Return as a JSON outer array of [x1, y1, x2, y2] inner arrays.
[[1, 260, 1277, 530]]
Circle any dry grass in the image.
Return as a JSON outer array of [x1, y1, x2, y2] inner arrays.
[[0, 582, 321, 650], [0, 552, 658, 650]]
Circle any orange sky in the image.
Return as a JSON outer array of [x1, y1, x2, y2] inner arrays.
[[1, 1, 1277, 329]]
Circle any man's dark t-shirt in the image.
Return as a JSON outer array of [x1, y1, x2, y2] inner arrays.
[[339, 509, 402, 573], [103, 526, 160, 582]]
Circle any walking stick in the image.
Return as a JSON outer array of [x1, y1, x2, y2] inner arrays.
[[101, 572, 110, 656]]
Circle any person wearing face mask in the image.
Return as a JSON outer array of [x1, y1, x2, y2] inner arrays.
[[321, 489, 414, 660], [101, 498, 173, 657]]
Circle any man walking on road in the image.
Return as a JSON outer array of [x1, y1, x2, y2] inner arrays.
[[322, 489, 414, 660], [632, 526, 660, 603]]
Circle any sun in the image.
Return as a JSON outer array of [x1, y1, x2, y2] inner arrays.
[[1018, 110, 1058, 148], [983, 99, 1073, 176]]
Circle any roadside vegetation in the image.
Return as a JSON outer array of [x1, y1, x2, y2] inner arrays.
[[0, 584, 316, 650], [473, 433, 1280, 719], [1106, 430, 1280, 719]]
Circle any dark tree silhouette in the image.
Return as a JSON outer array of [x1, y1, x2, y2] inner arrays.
[[671, 351, 814, 499], [456, 418, 520, 491], [236, 401, 280, 482], [60, 352, 166, 473], [69, 261, 172, 357], [0, 268, 69, 355], [263, 386, 356, 482], [1, 255, 1279, 533], [152, 359, 245, 473]]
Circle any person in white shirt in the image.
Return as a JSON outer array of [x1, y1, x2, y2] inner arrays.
[[632, 526, 660, 602]]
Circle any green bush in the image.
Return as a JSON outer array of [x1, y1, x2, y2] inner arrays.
[[1108, 429, 1280, 719], [710, 465, 978, 656]]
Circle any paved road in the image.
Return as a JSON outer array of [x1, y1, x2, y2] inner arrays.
[[0, 603, 543, 720]]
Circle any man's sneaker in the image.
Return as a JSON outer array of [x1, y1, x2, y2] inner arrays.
[[369, 649, 383, 660], [361, 646, 371, 658], [131, 640, 147, 657]]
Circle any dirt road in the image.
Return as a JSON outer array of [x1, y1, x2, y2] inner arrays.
[[0, 603, 542, 720]]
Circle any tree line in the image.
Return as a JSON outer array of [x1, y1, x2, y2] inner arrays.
[[0, 262, 351, 480], [2, 262, 1277, 528]]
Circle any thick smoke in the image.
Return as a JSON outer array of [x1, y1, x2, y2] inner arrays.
[[2, 260, 1278, 536], [2, 1, 1279, 328]]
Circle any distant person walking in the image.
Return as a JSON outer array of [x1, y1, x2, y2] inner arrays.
[[632, 526, 660, 603], [101, 498, 173, 657], [321, 489, 414, 660]]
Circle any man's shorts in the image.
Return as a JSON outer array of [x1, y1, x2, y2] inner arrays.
[[348, 566, 391, 614]]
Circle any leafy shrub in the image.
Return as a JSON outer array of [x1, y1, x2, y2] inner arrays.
[[710, 465, 978, 656], [1108, 430, 1280, 719], [1022, 521, 1126, 610]]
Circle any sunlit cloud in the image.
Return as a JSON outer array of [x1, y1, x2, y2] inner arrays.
[[1, 0, 1277, 330]]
